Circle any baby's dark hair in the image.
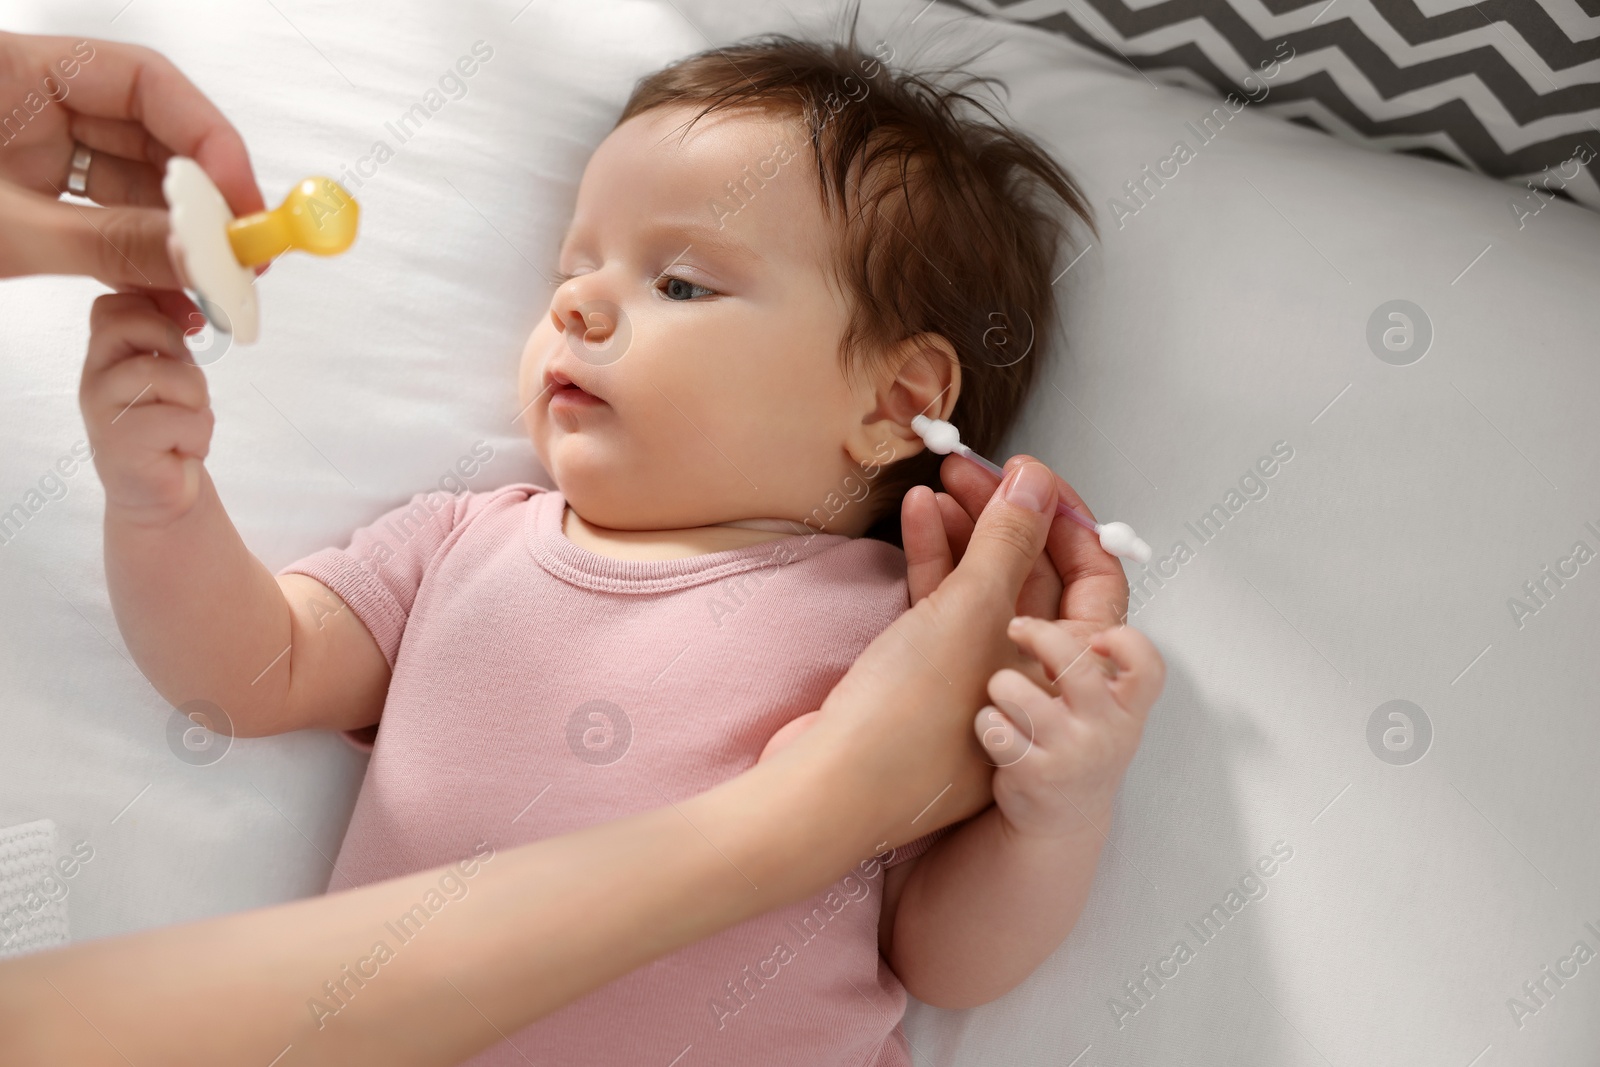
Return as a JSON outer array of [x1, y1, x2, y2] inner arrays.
[[616, 9, 1095, 546]]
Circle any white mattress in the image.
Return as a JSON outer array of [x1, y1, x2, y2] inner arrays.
[[2, 1, 1596, 1064]]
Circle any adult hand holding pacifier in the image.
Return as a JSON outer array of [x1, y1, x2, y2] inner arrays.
[[0, 31, 264, 288]]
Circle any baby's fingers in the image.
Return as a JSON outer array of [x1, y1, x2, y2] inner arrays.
[[88, 353, 209, 425], [972, 703, 1032, 767], [84, 292, 192, 379], [1005, 615, 1110, 691], [1089, 626, 1166, 722], [106, 403, 215, 460]]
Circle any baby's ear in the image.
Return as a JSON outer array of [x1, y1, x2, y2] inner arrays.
[[847, 333, 962, 466]]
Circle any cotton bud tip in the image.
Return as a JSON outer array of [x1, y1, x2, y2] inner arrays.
[[911, 415, 962, 455], [1097, 521, 1152, 564]]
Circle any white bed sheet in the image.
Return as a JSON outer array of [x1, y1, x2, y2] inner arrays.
[[2, 1, 1597, 1064]]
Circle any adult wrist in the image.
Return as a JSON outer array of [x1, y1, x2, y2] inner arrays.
[[699, 747, 878, 908]]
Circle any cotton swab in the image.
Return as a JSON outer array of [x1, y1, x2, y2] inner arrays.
[[911, 415, 1152, 564]]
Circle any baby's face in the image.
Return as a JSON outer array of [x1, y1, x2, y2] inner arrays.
[[518, 104, 910, 533]]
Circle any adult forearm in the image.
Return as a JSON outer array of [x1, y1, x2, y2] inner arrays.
[[0, 750, 888, 1067], [104, 470, 295, 732], [4, 452, 1060, 1062]]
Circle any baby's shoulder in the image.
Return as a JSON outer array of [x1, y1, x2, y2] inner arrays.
[[434, 480, 553, 524], [843, 534, 907, 581]]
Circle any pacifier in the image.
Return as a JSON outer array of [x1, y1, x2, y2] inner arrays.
[[162, 158, 359, 345]]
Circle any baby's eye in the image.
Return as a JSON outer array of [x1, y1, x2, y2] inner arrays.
[[657, 275, 715, 301]]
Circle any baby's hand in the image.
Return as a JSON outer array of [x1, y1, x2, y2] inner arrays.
[[978, 618, 1163, 838], [79, 292, 213, 526]]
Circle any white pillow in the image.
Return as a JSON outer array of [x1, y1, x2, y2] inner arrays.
[[681, 3, 1600, 1065], [0, 0, 698, 936]]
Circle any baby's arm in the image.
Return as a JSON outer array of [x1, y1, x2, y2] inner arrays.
[[878, 620, 1164, 1009], [81, 293, 389, 737]]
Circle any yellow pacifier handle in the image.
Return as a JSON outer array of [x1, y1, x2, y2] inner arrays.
[[226, 176, 359, 267]]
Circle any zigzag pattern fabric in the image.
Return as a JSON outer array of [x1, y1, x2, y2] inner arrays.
[[947, 0, 1600, 213]]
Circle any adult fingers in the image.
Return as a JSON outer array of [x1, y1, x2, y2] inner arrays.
[[66, 113, 169, 207], [938, 453, 1065, 622], [56, 36, 265, 216], [797, 463, 1059, 843], [933, 491, 975, 561], [902, 486, 953, 606], [1051, 478, 1130, 631], [902, 487, 981, 605], [80, 150, 166, 208], [1003, 455, 1131, 630], [929, 461, 1059, 636], [28, 190, 180, 289], [69, 114, 175, 169], [949, 450, 1129, 630]]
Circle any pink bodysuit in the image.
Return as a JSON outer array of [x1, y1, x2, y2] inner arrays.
[[279, 483, 941, 1066]]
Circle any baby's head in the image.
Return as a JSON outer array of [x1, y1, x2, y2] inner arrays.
[[517, 25, 1093, 544]]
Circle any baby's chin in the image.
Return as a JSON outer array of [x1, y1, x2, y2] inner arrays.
[[538, 447, 659, 527], [555, 471, 760, 533], [558, 482, 687, 531]]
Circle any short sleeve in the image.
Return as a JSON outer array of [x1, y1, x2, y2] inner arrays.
[[277, 490, 472, 668], [883, 826, 951, 868]]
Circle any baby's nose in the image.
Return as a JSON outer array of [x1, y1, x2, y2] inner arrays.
[[554, 306, 616, 342], [552, 306, 612, 336]]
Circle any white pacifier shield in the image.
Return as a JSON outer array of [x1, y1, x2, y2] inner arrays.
[[162, 157, 258, 344]]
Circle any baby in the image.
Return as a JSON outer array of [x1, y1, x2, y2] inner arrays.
[[80, 26, 1162, 1067]]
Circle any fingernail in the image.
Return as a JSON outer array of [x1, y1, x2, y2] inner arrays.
[[1004, 462, 1052, 513], [1008, 616, 1030, 632]]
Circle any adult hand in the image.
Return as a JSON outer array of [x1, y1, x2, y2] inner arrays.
[[0, 463, 1107, 1067], [781, 460, 1079, 850], [0, 31, 264, 288], [903, 452, 1130, 687], [758, 455, 1132, 769]]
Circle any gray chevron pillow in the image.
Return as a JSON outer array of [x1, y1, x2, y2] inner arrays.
[[945, 0, 1600, 216]]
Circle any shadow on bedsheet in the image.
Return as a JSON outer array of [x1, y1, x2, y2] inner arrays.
[[904, 656, 1306, 1067]]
